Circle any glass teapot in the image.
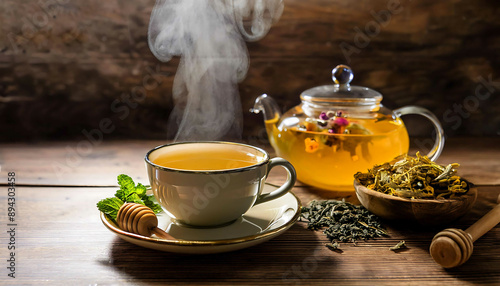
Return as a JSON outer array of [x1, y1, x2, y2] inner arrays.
[[251, 65, 445, 191]]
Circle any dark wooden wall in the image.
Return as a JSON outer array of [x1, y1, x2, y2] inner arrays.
[[1, 0, 499, 142]]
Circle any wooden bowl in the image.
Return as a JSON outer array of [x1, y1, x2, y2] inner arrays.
[[354, 179, 478, 226]]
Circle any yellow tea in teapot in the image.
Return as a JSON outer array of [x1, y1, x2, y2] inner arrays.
[[252, 66, 444, 192], [266, 112, 409, 191]]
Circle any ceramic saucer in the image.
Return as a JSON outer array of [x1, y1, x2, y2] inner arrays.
[[101, 184, 301, 254]]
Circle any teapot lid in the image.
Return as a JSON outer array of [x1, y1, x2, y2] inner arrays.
[[300, 65, 383, 105]]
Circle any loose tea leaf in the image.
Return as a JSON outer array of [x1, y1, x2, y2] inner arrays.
[[390, 240, 407, 251], [325, 242, 342, 252], [355, 152, 469, 199], [301, 200, 389, 250]]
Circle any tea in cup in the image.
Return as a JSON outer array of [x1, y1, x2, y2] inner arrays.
[[145, 141, 297, 227]]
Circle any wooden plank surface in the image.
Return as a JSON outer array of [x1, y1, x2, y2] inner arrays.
[[0, 138, 499, 284], [0, 137, 499, 187], [0, 185, 498, 285]]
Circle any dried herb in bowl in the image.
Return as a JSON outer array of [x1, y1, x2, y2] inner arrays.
[[355, 152, 469, 199]]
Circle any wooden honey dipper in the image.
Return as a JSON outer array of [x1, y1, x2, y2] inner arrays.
[[116, 203, 175, 240], [429, 194, 500, 268]]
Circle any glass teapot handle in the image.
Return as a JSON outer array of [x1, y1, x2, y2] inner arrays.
[[393, 106, 445, 161]]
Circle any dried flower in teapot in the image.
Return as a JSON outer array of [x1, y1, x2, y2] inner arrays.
[[297, 110, 372, 156], [302, 110, 352, 134], [304, 138, 319, 153]]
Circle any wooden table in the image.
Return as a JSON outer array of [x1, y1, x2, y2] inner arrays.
[[1, 138, 499, 285]]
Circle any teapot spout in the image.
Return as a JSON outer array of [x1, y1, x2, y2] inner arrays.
[[250, 94, 281, 123]]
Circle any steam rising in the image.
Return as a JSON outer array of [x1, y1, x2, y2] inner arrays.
[[148, 0, 283, 141]]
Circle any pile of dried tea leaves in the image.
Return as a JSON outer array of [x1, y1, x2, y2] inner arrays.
[[355, 152, 469, 199], [301, 199, 388, 250]]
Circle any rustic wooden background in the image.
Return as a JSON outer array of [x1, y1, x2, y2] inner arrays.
[[0, 0, 499, 142]]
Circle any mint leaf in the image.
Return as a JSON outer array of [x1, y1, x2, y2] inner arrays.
[[115, 174, 136, 201], [143, 195, 163, 213], [127, 193, 143, 205], [116, 175, 148, 201], [118, 174, 135, 189], [96, 197, 124, 221], [135, 183, 147, 198], [97, 174, 163, 223]]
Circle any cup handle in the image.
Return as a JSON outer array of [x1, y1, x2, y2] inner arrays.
[[393, 105, 445, 161], [254, 157, 297, 205]]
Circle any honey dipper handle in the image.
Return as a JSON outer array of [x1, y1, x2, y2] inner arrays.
[[151, 227, 176, 240], [466, 195, 500, 242]]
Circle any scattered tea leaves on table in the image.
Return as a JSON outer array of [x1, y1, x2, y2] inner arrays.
[[325, 242, 342, 252], [390, 240, 407, 251], [355, 152, 469, 199], [301, 199, 389, 251], [96, 174, 162, 223]]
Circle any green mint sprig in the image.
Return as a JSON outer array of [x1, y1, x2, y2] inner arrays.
[[97, 174, 162, 222]]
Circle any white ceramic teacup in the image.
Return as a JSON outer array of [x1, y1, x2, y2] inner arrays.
[[145, 141, 297, 227]]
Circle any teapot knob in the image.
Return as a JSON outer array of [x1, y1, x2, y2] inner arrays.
[[332, 65, 353, 87]]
